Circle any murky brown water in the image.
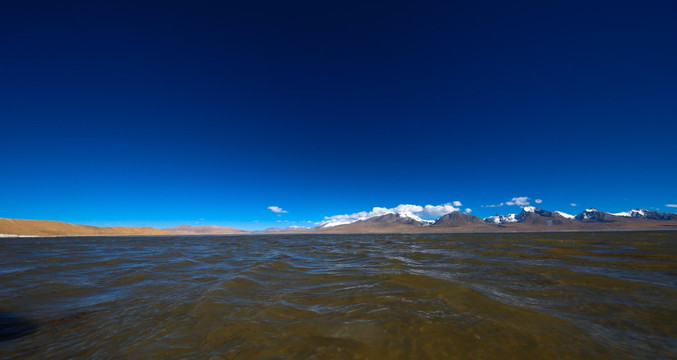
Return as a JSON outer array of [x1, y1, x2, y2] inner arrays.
[[1, 231, 676, 359]]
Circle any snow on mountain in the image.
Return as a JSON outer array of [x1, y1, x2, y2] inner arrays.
[[613, 209, 648, 217], [360, 213, 432, 226], [395, 212, 434, 224], [483, 213, 518, 224], [612, 208, 676, 220], [483, 207, 593, 224], [580, 208, 599, 220], [319, 205, 440, 228], [612, 209, 643, 217], [319, 205, 677, 228], [319, 217, 363, 228], [631, 209, 647, 218], [555, 211, 575, 219], [574, 208, 611, 222], [515, 206, 541, 221]]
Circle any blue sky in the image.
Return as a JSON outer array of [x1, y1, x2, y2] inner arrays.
[[1, 1, 676, 230]]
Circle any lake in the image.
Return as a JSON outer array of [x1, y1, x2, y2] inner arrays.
[[1, 231, 676, 359]]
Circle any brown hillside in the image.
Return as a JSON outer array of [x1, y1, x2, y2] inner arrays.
[[0, 218, 173, 236]]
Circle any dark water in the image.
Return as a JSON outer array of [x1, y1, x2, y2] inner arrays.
[[1, 231, 676, 359]]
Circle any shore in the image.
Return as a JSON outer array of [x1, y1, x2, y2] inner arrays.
[[2, 216, 677, 237]]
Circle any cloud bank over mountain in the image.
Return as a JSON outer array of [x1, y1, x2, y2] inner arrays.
[[320, 202, 463, 227]]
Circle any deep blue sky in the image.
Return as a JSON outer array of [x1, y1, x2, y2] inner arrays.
[[1, 1, 676, 229]]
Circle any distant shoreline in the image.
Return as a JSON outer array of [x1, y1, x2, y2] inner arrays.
[[2, 228, 676, 239], [2, 211, 677, 237]]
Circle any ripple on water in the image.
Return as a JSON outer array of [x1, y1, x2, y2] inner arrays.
[[0, 231, 676, 359]]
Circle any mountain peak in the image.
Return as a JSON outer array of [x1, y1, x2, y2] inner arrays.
[[575, 208, 611, 222], [433, 212, 484, 227], [515, 207, 574, 226], [554, 211, 575, 219], [365, 213, 430, 225], [319, 209, 431, 228], [613, 208, 676, 220], [484, 213, 518, 224]]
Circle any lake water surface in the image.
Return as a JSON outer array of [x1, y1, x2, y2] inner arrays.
[[1, 231, 676, 359]]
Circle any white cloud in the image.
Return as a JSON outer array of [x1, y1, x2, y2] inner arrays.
[[320, 208, 390, 227], [423, 203, 460, 217], [506, 196, 530, 206], [321, 203, 460, 228], [665, 204, 677, 208], [452, 201, 462, 207], [267, 206, 288, 213], [482, 202, 504, 208], [485, 196, 538, 208], [464, 208, 472, 213], [393, 204, 424, 213], [570, 203, 577, 207]]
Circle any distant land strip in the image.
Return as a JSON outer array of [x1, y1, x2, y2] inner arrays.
[[2, 207, 677, 236]]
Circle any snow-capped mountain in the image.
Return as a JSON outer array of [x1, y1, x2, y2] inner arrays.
[[356, 213, 430, 226], [483, 206, 567, 224], [515, 206, 537, 221], [613, 209, 642, 217], [514, 207, 575, 226], [574, 208, 615, 222], [320, 212, 432, 229], [612, 209, 677, 220], [315, 205, 677, 232], [483, 213, 519, 224], [554, 211, 575, 219], [319, 208, 433, 228]]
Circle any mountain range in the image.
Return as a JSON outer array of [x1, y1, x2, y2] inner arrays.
[[2, 207, 676, 236], [315, 207, 677, 233], [164, 225, 248, 235]]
